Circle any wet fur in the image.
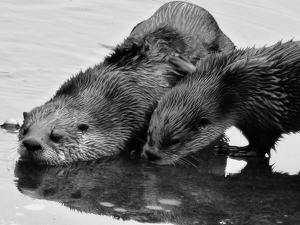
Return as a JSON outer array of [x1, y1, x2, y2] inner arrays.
[[143, 40, 300, 164]]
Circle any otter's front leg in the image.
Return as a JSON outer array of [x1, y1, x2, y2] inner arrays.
[[216, 126, 279, 157], [216, 145, 261, 157]]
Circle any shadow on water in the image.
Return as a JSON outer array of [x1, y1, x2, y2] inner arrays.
[[14, 146, 300, 225]]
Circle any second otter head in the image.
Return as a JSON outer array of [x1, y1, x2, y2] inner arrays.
[[142, 88, 228, 165]]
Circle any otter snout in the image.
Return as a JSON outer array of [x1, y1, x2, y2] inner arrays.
[[23, 138, 42, 152], [142, 145, 161, 162]]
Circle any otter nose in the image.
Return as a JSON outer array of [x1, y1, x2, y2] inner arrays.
[[23, 138, 42, 152], [144, 149, 161, 162]]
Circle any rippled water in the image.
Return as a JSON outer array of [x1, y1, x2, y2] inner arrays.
[[1, 0, 300, 224]]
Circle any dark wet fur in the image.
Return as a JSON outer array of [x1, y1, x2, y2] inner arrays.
[[144, 40, 300, 164]]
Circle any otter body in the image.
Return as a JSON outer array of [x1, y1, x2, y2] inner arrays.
[[18, 2, 234, 165], [143, 41, 300, 165]]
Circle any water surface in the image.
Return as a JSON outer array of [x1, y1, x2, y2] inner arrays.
[[1, 0, 300, 224]]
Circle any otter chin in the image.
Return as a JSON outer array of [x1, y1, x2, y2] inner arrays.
[[143, 40, 300, 165]]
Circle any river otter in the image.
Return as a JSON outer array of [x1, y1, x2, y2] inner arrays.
[[142, 40, 300, 165], [18, 2, 235, 165]]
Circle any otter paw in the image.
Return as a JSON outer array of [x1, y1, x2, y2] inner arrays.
[[216, 146, 258, 157]]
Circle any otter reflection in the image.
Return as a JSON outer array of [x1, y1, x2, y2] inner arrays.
[[15, 148, 300, 225]]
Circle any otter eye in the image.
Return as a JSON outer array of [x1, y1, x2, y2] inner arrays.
[[77, 123, 89, 133], [169, 138, 181, 146], [50, 129, 63, 142], [191, 117, 210, 131], [208, 44, 220, 53], [22, 127, 29, 136], [20, 124, 29, 136], [199, 118, 210, 127]]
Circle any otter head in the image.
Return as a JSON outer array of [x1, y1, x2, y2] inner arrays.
[[142, 88, 234, 165], [18, 99, 114, 165], [18, 75, 137, 165]]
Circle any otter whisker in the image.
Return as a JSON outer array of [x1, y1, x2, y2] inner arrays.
[[174, 159, 184, 167], [177, 157, 193, 168], [181, 157, 198, 168], [188, 153, 206, 165], [132, 135, 146, 144]]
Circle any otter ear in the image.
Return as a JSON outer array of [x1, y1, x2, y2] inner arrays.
[[23, 112, 29, 120], [168, 55, 196, 75], [77, 123, 89, 133]]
